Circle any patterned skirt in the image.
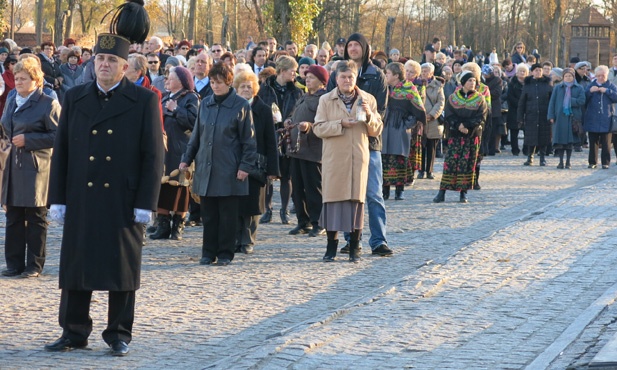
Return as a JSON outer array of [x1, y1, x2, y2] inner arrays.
[[405, 133, 423, 184], [383, 154, 408, 186], [439, 135, 480, 191]]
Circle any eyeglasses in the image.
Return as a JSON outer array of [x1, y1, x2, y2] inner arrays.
[[148, 61, 160, 64], [211, 49, 223, 53], [180, 47, 189, 50], [9, 61, 17, 65]]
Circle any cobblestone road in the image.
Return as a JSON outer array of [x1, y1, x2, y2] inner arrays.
[[2, 150, 617, 369]]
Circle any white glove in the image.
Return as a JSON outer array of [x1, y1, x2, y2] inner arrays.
[[133, 208, 152, 224], [49, 204, 66, 225]]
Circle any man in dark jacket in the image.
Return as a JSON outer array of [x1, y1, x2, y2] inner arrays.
[[45, 33, 164, 356], [326, 33, 391, 257]]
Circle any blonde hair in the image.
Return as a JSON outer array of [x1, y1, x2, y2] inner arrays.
[[461, 62, 481, 82], [275, 55, 298, 74], [13, 58, 45, 87], [233, 71, 260, 97], [404, 59, 421, 79]]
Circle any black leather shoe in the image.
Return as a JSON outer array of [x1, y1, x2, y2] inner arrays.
[[241, 245, 254, 254], [2, 268, 22, 277], [372, 244, 393, 257], [20, 270, 40, 278], [217, 258, 231, 266], [289, 224, 312, 235], [199, 257, 216, 265], [44, 337, 88, 352], [426, 172, 435, 179], [259, 210, 272, 224], [109, 340, 129, 356]]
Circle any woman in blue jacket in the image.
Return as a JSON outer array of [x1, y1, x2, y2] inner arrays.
[[583, 65, 617, 169], [547, 68, 585, 169]]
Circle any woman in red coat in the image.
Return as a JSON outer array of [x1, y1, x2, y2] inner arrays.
[[0, 55, 17, 119]]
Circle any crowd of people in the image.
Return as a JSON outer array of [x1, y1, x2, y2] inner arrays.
[[2, 33, 617, 272], [2, 9, 617, 354]]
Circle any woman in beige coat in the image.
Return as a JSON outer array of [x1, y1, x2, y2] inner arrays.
[[313, 60, 383, 263], [419, 63, 445, 179]]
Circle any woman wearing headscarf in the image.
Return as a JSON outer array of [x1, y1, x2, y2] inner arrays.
[[287, 65, 328, 237], [150, 66, 199, 240], [420, 62, 445, 180], [233, 71, 279, 254], [518, 63, 553, 166], [433, 70, 488, 204], [548, 68, 585, 169], [1, 58, 60, 277], [402, 59, 425, 186], [313, 60, 383, 262], [381, 62, 426, 200]]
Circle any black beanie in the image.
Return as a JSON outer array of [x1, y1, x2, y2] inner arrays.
[[344, 33, 370, 70]]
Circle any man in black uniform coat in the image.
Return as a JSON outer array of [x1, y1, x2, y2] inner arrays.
[[44, 33, 164, 356]]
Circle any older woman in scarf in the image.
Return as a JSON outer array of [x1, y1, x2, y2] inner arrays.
[[547, 68, 585, 169]]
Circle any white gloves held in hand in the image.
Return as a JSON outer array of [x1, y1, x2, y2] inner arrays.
[[49, 205, 152, 225]]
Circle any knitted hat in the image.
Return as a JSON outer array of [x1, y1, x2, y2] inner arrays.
[[452, 59, 465, 67], [19, 48, 32, 55], [298, 57, 315, 67], [530, 63, 542, 72], [459, 70, 474, 86], [3, 54, 17, 68], [481, 64, 493, 75], [570, 57, 580, 64], [165, 56, 180, 67], [389, 48, 400, 55], [0, 47, 8, 55], [561, 68, 575, 79], [574, 61, 587, 70], [171, 66, 194, 91], [306, 65, 329, 85]]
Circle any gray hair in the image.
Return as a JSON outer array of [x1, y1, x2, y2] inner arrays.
[[335, 60, 358, 76], [149, 36, 164, 50], [595, 65, 608, 75], [421, 62, 435, 74]]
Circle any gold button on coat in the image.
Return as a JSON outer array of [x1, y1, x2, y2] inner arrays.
[[92, 130, 97, 135], [87, 182, 93, 187], [106, 156, 111, 161], [104, 183, 110, 188], [107, 129, 113, 134], [89, 156, 95, 161]]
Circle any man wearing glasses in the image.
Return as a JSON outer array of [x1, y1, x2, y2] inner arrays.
[[210, 43, 226, 63], [146, 53, 165, 92]]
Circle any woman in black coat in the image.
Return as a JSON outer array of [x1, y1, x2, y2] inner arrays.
[[180, 63, 256, 266], [505, 64, 528, 156], [149, 66, 199, 241], [518, 64, 553, 166], [233, 71, 279, 254], [1, 58, 59, 278]]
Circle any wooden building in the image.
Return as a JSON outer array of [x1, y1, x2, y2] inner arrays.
[[569, 7, 612, 67]]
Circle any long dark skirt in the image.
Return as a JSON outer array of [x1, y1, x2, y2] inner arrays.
[[439, 135, 481, 191], [405, 133, 422, 184], [157, 183, 190, 212], [382, 154, 408, 186]]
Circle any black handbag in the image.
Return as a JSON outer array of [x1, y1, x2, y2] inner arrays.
[[247, 153, 268, 185]]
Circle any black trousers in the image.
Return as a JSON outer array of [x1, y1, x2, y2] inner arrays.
[[201, 196, 240, 261], [421, 139, 439, 174], [59, 289, 135, 345], [290, 157, 322, 226], [265, 155, 292, 212], [588, 132, 612, 166], [236, 214, 259, 246], [5, 206, 47, 273], [510, 129, 521, 155]]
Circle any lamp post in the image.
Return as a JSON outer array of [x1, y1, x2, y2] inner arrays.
[[10, 0, 15, 40]]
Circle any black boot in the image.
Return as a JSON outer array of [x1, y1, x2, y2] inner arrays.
[[473, 166, 481, 190], [146, 213, 158, 233], [280, 209, 290, 224], [149, 214, 171, 239], [565, 149, 572, 169], [539, 151, 546, 166], [170, 214, 185, 240], [349, 240, 362, 262], [259, 209, 272, 224], [460, 190, 468, 203], [323, 239, 338, 262], [557, 149, 564, 169], [433, 189, 446, 203], [382, 185, 390, 200], [395, 185, 405, 200], [524, 154, 534, 166]]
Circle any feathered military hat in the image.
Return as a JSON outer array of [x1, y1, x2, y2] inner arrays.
[[96, 0, 150, 60]]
